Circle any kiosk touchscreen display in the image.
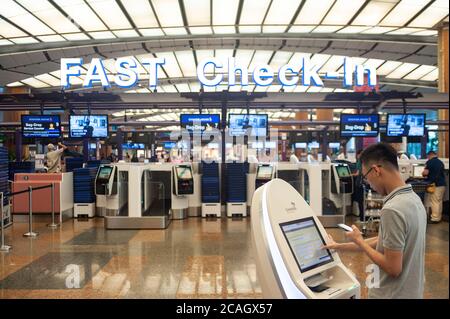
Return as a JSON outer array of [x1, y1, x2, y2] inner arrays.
[[280, 217, 333, 273], [98, 166, 113, 180], [413, 165, 425, 178], [336, 165, 351, 178], [257, 166, 273, 179], [176, 166, 193, 180]]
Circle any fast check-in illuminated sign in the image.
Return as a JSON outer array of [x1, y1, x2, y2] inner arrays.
[[60, 57, 377, 90]]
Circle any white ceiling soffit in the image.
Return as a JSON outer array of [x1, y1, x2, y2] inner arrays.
[[0, 0, 447, 46]]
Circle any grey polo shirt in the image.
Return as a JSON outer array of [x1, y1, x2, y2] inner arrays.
[[368, 184, 427, 299]]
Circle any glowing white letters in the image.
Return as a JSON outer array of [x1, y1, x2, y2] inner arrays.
[[61, 56, 377, 89], [60, 57, 165, 89]]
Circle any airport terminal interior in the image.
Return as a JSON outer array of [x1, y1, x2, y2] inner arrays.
[[0, 0, 449, 299]]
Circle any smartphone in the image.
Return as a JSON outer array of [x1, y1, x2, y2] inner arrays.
[[337, 223, 353, 232]]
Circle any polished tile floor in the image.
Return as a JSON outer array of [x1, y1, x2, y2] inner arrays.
[[0, 216, 448, 299]]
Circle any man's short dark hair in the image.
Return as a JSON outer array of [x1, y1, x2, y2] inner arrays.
[[427, 150, 436, 155], [360, 142, 399, 170]]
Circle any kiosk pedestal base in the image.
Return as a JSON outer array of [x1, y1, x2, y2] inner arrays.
[[227, 202, 247, 217], [202, 203, 221, 217], [171, 208, 188, 220], [104, 215, 171, 229], [74, 203, 95, 218], [188, 206, 201, 217]]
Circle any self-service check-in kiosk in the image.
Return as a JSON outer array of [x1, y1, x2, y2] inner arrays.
[[172, 164, 194, 219], [95, 165, 117, 197], [95, 164, 128, 217], [331, 163, 354, 194], [251, 179, 360, 299], [255, 164, 275, 189]]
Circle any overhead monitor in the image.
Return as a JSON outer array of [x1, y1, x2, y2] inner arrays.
[[163, 142, 176, 149], [265, 141, 277, 149], [180, 114, 220, 134], [206, 142, 219, 149], [280, 217, 334, 273], [122, 143, 145, 149], [176, 166, 193, 180], [295, 142, 307, 149], [97, 166, 113, 180], [335, 165, 351, 178], [69, 115, 108, 138], [340, 114, 379, 137], [251, 141, 265, 149], [329, 142, 341, 149], [256, 165, 273, 179], [228, 114, 268, 137], [412, 165, 425, 178], [386, 113, 426, 137], [309, 141, 320, 149], [21, 115, 61, 138]]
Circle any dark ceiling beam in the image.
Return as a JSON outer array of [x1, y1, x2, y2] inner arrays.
[[0, 119, 448, 128], [0, 32, 438, 56], [38, 75, 437, 94]]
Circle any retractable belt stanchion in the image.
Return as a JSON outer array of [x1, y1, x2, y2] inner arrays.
[[0, 192, 12, 252], [47, 183, 58, 228], [23, 186, 39, 238]]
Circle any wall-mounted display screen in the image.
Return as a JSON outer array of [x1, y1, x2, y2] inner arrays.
[[180, 114, 220, 134], [228, 114, 268, 137], [176, 166, 193, 180], [280, 217, 333, 273], [21, 115, 61, 138], [386, 113, 426, 137], [69, 115, 108, 138], [340, 114, 379, 137]]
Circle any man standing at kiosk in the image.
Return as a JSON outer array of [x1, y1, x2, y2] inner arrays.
[[422, 150, 446, 223], [46, 142, 68, 173], [323, 143, 426, 299]]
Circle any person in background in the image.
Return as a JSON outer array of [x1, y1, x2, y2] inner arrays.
[[337, 146, 346, 160], [46, 142, 68, 173], [398, 152, 409, 160], [289, 148, 300, 163], [351, 149, 365, 221], [422, 150, 446, 223], [323, 143, 426, 299]]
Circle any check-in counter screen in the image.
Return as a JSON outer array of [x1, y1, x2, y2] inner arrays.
[[98, 166, 113, 180], [413, 165, 425, 178], [257, 166, 273, 179], [280, 217, 333, 273], [336, 165, 351, 178], [176, 166, 193, 180]]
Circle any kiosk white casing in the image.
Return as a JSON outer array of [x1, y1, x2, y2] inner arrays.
[[251, 179, 360, 299]]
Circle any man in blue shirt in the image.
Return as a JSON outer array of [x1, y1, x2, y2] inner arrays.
[[422, 150, 447, 223]]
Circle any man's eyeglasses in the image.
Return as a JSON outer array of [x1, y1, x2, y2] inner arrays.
[[362, 165, 382, 182]]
